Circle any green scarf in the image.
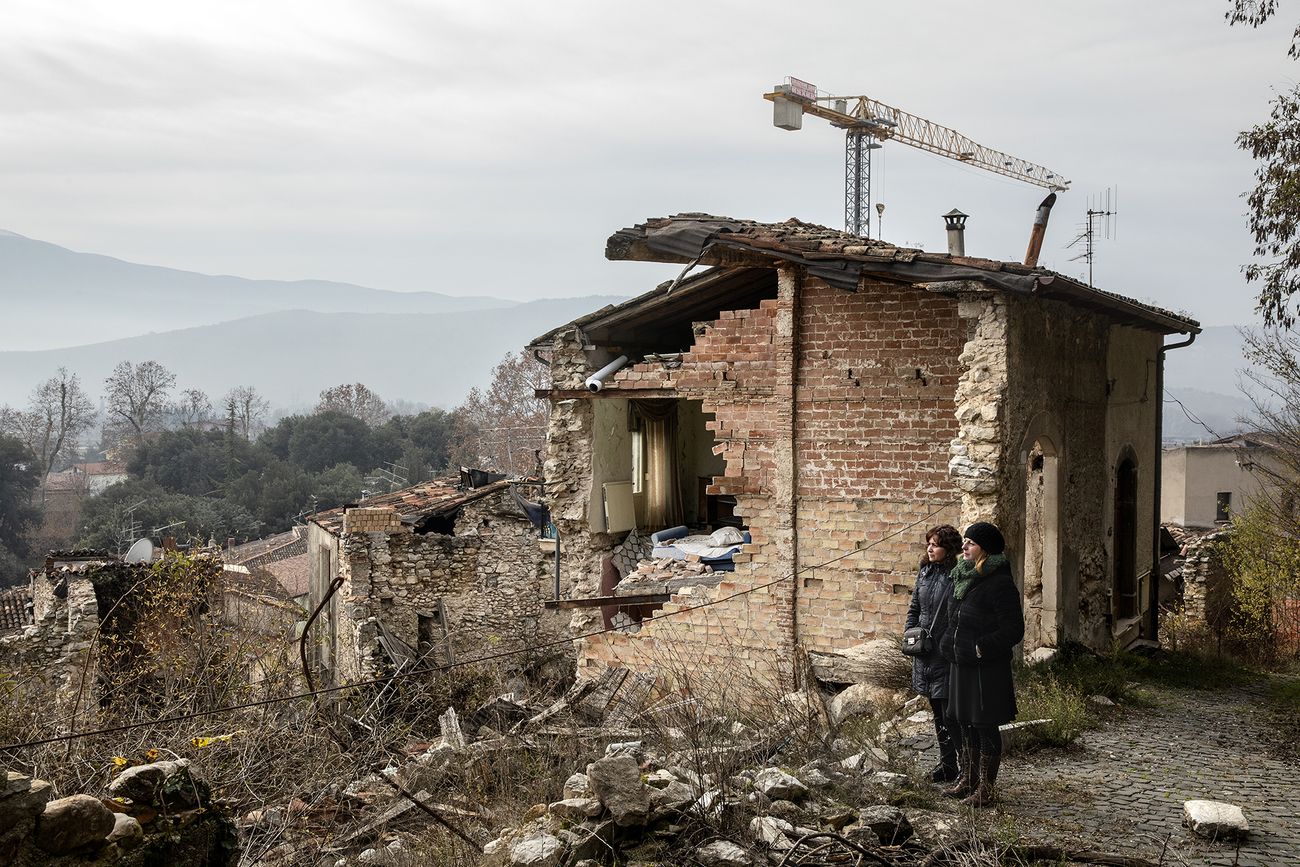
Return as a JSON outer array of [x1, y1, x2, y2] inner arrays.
[[950, 553, 1009, 601]]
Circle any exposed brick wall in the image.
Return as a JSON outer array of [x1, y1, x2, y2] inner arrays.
[[792, 279, 964, 651], [558, 270, 967, 691], [572, 271, 798, 694]]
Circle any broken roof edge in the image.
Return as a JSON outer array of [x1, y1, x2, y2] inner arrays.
[[525, 265, 770, 351], [308, 476, 514, 538], [602, 214, 1199, 336]]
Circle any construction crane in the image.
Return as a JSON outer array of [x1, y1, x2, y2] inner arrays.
[[765, 77, 1070, 238]]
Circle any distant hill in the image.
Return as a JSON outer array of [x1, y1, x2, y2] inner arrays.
[[0, 230, 515, 350], [1160, 324, 1275, 441], [0, 298, 624, 410]]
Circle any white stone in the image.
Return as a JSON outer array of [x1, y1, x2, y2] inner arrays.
[[753, 768, 808, 801], [562, 773, 592, 799], [548, 798, 603, 822], [1183, 800, 1249, 840], [694, 840, 753, 866], [829, 682, 908, 724], [1027, 646, 1058, 666], [750, 815, 794, 849], [510, 834, 565, 867]]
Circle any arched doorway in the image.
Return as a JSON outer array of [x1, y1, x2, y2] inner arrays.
[[1113, 453, 1139, 622], [1023, 437, 1061, 650]]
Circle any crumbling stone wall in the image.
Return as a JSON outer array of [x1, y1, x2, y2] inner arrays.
[[0, 570, 99, 716], [332, 493, 553, 681], [962, 293, 1160, 652], [1179, 530, 1233, 640]]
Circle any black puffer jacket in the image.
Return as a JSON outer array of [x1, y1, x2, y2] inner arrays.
[[939, 559, 1023, 666], [939, 557, 1024, 726], [905, 560, 953, 699]]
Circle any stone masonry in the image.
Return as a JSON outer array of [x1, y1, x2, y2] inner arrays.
[[329, 492, 555, 682]]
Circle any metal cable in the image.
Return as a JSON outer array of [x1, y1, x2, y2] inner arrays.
[[0, 498, 957, 753]]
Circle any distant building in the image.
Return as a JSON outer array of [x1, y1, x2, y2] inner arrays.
[[304, 476, 557, 685], [1161, 434, 1282, 529]]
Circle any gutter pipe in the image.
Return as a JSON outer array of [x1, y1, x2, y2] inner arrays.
[[1150, 331, 1197, 642]]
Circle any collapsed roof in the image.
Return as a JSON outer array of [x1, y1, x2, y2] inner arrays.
[[529, 214, 1199, 351], [309, 477, 512, 537]]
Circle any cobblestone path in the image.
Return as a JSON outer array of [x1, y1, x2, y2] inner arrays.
[[988, 680, 1300, 866]]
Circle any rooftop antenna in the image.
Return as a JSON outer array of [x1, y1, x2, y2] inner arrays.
[[1067, 187, 1118, 287]]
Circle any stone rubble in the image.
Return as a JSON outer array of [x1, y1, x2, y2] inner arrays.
[[1183, 798, 1250, 840]]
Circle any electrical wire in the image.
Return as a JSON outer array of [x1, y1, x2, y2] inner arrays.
[[0, 498, 958, 753], [1163, 389, 1222, 441]]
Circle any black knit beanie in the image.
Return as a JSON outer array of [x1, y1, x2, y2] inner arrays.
[[964, 521, 1005, 555]]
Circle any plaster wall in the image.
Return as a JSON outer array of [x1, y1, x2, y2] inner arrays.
[[1164, 447, 1273, 528], [1161, 449, 1190, 527]]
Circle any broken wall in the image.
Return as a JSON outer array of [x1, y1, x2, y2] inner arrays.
[[959, 293, 1161, 653], [548, 270, 968, 697], [551, 273, 799, 697], [328, 494, 554, 682]]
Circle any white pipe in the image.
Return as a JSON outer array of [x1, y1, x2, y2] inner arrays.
[[585, 355, 630, 392]]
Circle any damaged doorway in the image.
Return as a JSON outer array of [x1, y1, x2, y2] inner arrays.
[[1113, 452, 1139, 624], [1023, 438, 1061, 650]]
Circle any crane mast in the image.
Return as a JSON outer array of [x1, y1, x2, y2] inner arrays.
[[765, 77, 1070, 238]]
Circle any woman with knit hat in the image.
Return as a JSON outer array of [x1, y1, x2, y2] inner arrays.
[[937, 521, 1024, 807]]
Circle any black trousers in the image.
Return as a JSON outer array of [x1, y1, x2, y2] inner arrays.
[[928, 696, 961, 769]]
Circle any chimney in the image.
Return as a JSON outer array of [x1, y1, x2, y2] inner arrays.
[[943, 209, 968, 256], [1023, 193, 1057, 267]]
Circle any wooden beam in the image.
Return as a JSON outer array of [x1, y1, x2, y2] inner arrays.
[[544, 593, 672, 609]]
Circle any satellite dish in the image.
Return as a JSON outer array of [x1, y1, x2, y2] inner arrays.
[[124, 538, 154, 564]]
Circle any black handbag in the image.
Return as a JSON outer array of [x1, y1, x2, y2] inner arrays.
[[901, 582, 949, 657], [901, 625, 932, 656]]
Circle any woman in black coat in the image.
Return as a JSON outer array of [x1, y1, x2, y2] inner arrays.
[[903, 524, 962, 783], [938, 521, 1024, 807]]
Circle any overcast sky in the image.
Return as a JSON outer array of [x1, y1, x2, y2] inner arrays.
[[1, 0, 1294, 327]]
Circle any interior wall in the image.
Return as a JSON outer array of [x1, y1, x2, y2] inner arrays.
[[678, 399, 725, 525], [587, 398, 632, 533]]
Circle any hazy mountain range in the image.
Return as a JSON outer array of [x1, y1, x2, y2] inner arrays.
[[0, 229, 621, 411], [0, 229, 1261, 435], [0, 230, 515, 351]]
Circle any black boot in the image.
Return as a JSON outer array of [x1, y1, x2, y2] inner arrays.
[[942, 730, 979, 798], [930, 729, 961, 783], [961, 752, 1000, 808]]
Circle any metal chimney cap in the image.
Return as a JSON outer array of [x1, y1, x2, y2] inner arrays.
[[943, 208, 969, 228]]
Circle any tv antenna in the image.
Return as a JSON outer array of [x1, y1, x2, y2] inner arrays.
[[366, 461, 408, 494], [765, 77, 1070, 238], [1067, 188, 1118, 287]]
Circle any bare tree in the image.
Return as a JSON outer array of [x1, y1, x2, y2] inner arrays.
[[0, 368, 96, 494], [224, 385, 270, 440], [170, 388, 213, 429], [103, 360, 176, 446], [316, 382, 390, 427], [450, 351, 549, 476]]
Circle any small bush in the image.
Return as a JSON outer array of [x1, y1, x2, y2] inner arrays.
[[1012, 676, 1097, 750]]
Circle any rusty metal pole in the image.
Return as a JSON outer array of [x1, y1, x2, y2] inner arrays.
[[1023, 193, 1057, 267]]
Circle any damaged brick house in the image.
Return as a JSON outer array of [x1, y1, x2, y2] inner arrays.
[[305, 477, 563, 685], [528, 214, 1200, 694]]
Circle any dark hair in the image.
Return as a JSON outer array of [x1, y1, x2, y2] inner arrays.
[[920, 524, 962, 569]]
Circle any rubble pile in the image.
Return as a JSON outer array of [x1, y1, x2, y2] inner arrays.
[[614, 557, 724, 596], [1, 760, 237, 867]]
